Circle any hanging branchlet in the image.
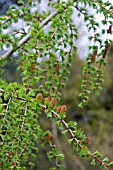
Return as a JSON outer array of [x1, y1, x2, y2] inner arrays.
[[45, 133, 65, 169], [78, 22, 112, 107], [0, 82, 42, 169]]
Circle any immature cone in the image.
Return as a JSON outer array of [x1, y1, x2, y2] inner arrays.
[[26, 84, 29, 94], [36, 93, 43, 101], [12, 162, 16, 167], [60, 105, 66, 114], [50, 98, 56, 108], [45, 96, 50, 103], [85, 137, 90, 145], [7, 151, 13, 157], [57, 105, 62, 114], [46, 134, 54, 142], [31, 63, 36, 72], [55, 61, 59, 73], [82, 137, 90, 149]]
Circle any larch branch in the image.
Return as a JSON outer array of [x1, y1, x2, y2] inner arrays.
[[0, 9, 58, 61]]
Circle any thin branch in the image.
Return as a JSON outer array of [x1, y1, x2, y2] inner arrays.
[[21, 102, 28, 132], [0, 92, 14, 130], [40, 104, 113, 170], [0, 88, 5, 93], [92, 0, 113, 15], [0, 88, 27, 101], [0, 9, 58, 61]]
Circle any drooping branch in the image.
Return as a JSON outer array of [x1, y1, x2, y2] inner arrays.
[[1, 0, 112, 62], [40, 104, 113, 170], [1, 86, 113, 170], [0, 9, 58, 61]]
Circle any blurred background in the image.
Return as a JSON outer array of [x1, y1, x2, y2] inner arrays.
[[0, 0, 113, 170]]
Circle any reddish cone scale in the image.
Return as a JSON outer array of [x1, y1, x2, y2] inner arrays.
[[85, 137, 90, 145], [60, 105, 66, 113], [46, 134, 54, 142], [7, 151, 13, 157], [55, 61, 59, 73], [31, 63, 36, 72], [50, 98, 56, 108], [36, 93, 43, 101], [57, 105, 62, 114], [45, 96, 50, 103]]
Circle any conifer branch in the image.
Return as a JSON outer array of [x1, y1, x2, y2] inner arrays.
[[0, 9, 58, 61], [40, 104, 113, 170]]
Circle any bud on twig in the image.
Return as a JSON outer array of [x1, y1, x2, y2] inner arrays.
[[57, 105, 62, 114], [45, 96, 50, 103], [85, 137, 90, 145], [12, 162, 17, 167], [6, 151, 13, 157], [46, 134, 54, 142], [31, 63, 36, 72], [55, 61, 59, 73], [82, 137, 90, 149], [60, 105, 66, 114], [36, 93, 43, 101], [50, 98, 56, 108]]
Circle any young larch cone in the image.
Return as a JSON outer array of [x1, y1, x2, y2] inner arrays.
[[50, 98, 56, 108], [7, 151, 13, 157], [31, 63, 36, 72], [57, 105, 62, 114], [85, 137, 90, 145], [36, 93, 43, 101], [45, 96, 50, 103], [55, 61, 59, 73], [60, 105, 66, 114], [45, 134, 54, 142], [12, 162, 17, 167], [26, 84, 29, 94]]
